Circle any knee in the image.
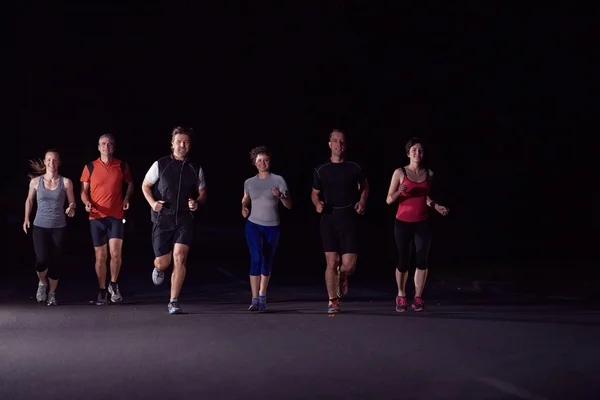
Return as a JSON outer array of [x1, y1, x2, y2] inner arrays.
[[249, 260, 261, 276], [397, 251, 410, 273], [415, 253, 428, 270], [341, 261, 356, 275], [248, 249, 261, 262], [173, 252, 187, 269], [154, 257, 170, 270], [47, 270, 60, 280], [35, 260, 48, 272], [326, 259, 338, 270], [260, 264, 273, 277], [109, 250, 122, 263], [94, 253, 107, 265]]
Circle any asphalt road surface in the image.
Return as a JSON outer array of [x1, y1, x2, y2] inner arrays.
[[2, 257, 599, 400]]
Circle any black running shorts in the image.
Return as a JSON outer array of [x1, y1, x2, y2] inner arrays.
[[319, 207, 358, 255], [151, 213, 194, 257]]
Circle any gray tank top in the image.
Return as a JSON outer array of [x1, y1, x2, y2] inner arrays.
[[33, 176, 67, 228]]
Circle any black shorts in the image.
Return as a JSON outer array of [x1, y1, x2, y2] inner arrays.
[[90, 217, 124, 247], [320, 207, 358, 255], [152, 214, 194, 257]]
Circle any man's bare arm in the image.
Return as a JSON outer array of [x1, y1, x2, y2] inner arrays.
[[196, 187, 207, 205], [124, 181, 134, 203], [359, 178, 369, 204], [311, 188, 321, 207], [141, 178, 157, 207]]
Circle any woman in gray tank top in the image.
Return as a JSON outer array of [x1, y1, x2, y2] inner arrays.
[[23, 150, 76, 306], [241, 146, 292, 312]]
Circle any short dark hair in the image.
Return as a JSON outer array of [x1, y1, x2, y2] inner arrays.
[[405, 137, 424, 154], [329, 129, 345, 141], [249, 145, 270, 165], [172, 126, 194, 139]]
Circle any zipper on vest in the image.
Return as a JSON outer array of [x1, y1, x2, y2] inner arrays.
[[176, 161, 184, 225]]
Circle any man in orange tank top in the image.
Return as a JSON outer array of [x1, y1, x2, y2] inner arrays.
[[386, 137, 448, 312], [80, 134, 134, 306]]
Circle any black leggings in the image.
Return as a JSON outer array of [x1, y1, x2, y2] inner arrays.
[[394, 219, 431, 273], [32, 226, 66, 280]]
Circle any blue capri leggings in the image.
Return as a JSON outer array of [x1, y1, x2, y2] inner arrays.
[[245, 220, 280, 276]]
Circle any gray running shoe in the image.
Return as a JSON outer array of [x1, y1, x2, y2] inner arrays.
[[96, 290, 108, 306], [108, 283, 122, 303], [47, 293, 57, 306], [36, 283, 47, 303], [168, 301, 182, 314], [152, 268, 164, 286]]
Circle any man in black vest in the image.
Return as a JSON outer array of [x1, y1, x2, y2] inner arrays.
[[141, 126, 207, 314]]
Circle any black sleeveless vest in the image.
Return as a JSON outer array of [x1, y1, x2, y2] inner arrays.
[[151, 155, 201, 226]]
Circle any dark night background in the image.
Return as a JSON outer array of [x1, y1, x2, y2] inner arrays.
[[4, 2, 595, 296]]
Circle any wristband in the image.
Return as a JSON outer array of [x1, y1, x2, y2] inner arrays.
[[429, 201, 437, 209]]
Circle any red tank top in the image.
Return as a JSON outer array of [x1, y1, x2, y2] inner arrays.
[[395, 167, 430, 222]]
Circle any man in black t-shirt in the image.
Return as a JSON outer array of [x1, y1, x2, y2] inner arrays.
[[311, 129, 369, 314]]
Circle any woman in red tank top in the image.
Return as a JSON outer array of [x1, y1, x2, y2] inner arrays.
[[386, 138, 449, 313]]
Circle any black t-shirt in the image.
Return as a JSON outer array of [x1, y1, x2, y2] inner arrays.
[[312, 160, 366, 208]]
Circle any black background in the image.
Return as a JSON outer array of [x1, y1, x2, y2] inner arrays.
[[5, 2, 595, 286]]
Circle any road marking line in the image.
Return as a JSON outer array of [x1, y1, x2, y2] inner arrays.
[[478, 377, 547, 400]]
